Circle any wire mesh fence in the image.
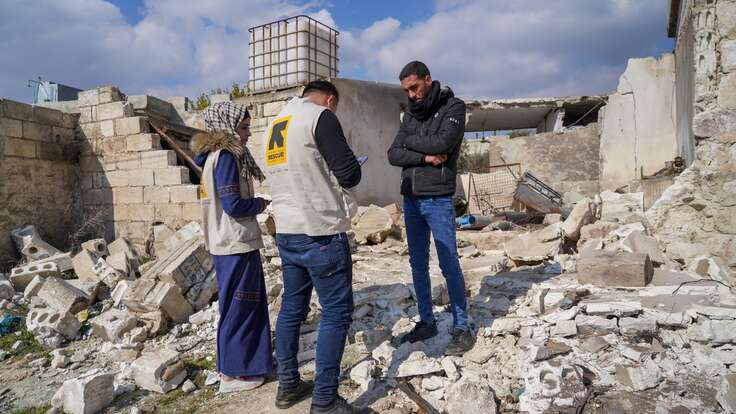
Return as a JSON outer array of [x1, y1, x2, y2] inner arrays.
[[466, 163, 521, 215]]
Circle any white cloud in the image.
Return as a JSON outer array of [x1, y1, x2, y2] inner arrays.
[[339, 0, 672, 99]]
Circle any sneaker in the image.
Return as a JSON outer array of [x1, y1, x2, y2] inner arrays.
[[445, 328, 476, 356], [398, 321, 438, 344], [218, 375, 265, 394], [310, 396, 362, 414], [275, 379, 314, 409]]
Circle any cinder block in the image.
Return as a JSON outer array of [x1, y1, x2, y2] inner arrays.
[[79, 121, 101, 140], [1, 99, 34, 121], [5, 138, 36, 158], [79, 105, 98, 123], [155, 204, 183, 222], [113, 204, 129, 222], [144, 186, 170, 204], [98, 102, 133, 121], [115, 187, 144, 204], [115, 117, 149, 135], [73, 249, 102, 281], [127, 204, 155, 221], [100, 120, 115, 137], [0, 117, 23, 137], [127, 134, 161, 152], [154, 167, 190, 185], [81, 239, 108, 257], [182, 203, 202, 221], [78, 90, 100, 107], [128, 169, 154, 186], [169, 185, 199, 203], [98, 86, 124, 104], [140, 150, 177, 168], [105, 170, 129, 187], [9, 262, 60, 290], [263, 100, 286, 117]]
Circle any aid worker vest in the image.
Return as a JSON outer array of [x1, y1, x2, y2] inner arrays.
[[200, 149, 264, 255], [263, 97, 357, 236]]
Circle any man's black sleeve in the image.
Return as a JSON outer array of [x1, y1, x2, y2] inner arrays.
[[314, 110, 362, 189], [387, 117, 427, 167], [402, 100, 466, 154]]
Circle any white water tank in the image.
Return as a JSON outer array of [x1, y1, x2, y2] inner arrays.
[[249, 15, 339, 91]]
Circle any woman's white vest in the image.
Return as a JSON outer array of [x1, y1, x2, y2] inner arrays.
[[263, 97, 357, 236], [201, 149, 264, 255]]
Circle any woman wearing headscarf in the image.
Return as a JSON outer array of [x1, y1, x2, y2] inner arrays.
[[191, 101, 272, 393]]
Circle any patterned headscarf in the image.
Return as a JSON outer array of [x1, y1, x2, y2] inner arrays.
[[203, 101, 266, 182]]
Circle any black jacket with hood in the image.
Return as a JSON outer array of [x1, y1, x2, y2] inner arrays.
[[387, 82, 466, 197]]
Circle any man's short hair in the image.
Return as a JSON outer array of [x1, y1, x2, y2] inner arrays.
[[302, 79, 339, 102], [399, 61, 431, 81]]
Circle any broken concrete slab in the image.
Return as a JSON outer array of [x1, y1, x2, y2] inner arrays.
[[131, 349, 187, 393], [111, 279, 130, 307], [9, 261, 60, 291], [599, 190, 644, 222], [620, 230, 666, 265], [37, 277, 90, 315], [349, 359, 377, 391], [394, 352, 443, 377], [90, 309, 138, 342], [578, 221, 621, 248], [446, 376, 498, 414], [22, 275, 45, 299], [108, 237, 141, 271], [717, 374, 736, 414], [58, 369, 115, 414], [689, 255, 735, 286], [520, 361, 588, 413], [580, 336, 610, 353], [551, 320, 577, 337], [10, 225, 62, 261], [465, 336, 495, 364], [584, 300, 642, 317], [92, 257, 131, 289], [618, 317, 657, 337], [505, 223, 562, 263], [352, 205, 395, 244], [106, 252, 132, 277], [122, 279, 193, 323], [615, 358, 662, 391], [441, 357, 460, 381], [687, 319, 736, 344], [561, 197, 596, 241], [532, 341, 572, 361], [574, 314, 619, 332], [458, 230, 519, 251], [577, 250, 653, 287]]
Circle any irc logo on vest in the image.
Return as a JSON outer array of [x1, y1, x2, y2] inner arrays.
[[266, 116, 291, 166]]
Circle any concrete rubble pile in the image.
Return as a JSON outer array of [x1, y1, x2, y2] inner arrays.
[[2, 197, 735, 414]]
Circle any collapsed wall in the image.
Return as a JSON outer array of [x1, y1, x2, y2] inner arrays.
[[485, 124, 601, 200], [647, 0, 736, 270], [0, 100, 79, 265]]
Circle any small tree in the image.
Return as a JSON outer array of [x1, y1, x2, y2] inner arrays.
[[195, 93, 210, 110]]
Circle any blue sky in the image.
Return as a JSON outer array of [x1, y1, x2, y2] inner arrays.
[[1, 0, 674, 103]]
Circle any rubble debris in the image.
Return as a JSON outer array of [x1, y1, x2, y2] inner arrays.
[[142, 235, 215, 311], [182, 379, 197, 393], [446, 377, 498, 413], [123, 279, 193, 323], [689, 255, 735, 286], [36, 277, 90, 314], [577, 250, 653, 287], [9, 261, 60, 291], [504, 223, 562, 264], [717, 374, 736, 414], [108, 237, 141, 271], [560, 197, 597, 241], [11, 225, 62, 261], [615, 358, 663, 391], [349, 359, 377, 391], [90, 309, 138, 342], [32, 252, 74, 272], [0, 279, 14, 301], [352, 205, 396, 244], [532, 341, 572, 361], [599, 191, 643, 222], [687, 319, 736, 345], [92, 257, 132, 289], [55, 369, 115, 414], [131, 349, 187, 393], [543, 213, 562, 225], [72, 249, 102, 281], [520, 362, 588, 413]]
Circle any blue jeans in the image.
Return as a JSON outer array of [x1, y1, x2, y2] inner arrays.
[[274, 233, 354, 408], [404, 196, 468, 330]]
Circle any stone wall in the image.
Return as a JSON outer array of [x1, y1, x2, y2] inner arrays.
[[75, 87, 201, 251], [648, 0, 736, 270], [485, 124, 601, 199], [598, 54, 678, 191], [0, 99, 79, 264]]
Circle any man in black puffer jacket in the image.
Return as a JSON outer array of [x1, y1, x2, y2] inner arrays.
[[387, 61, 475, 356]]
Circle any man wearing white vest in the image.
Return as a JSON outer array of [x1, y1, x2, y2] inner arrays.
[[264, 80, 362, 414]]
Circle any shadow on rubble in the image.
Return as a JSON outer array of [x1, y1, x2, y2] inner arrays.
[[348, 264, 565, 410]]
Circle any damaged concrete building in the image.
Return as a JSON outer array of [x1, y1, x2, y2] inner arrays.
[[0, 3, 735, 414]]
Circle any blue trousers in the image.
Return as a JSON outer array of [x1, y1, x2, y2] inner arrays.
[[404, 196, 469, 330], [274, 233, 354, 408], [214, 251, 274, 377]]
